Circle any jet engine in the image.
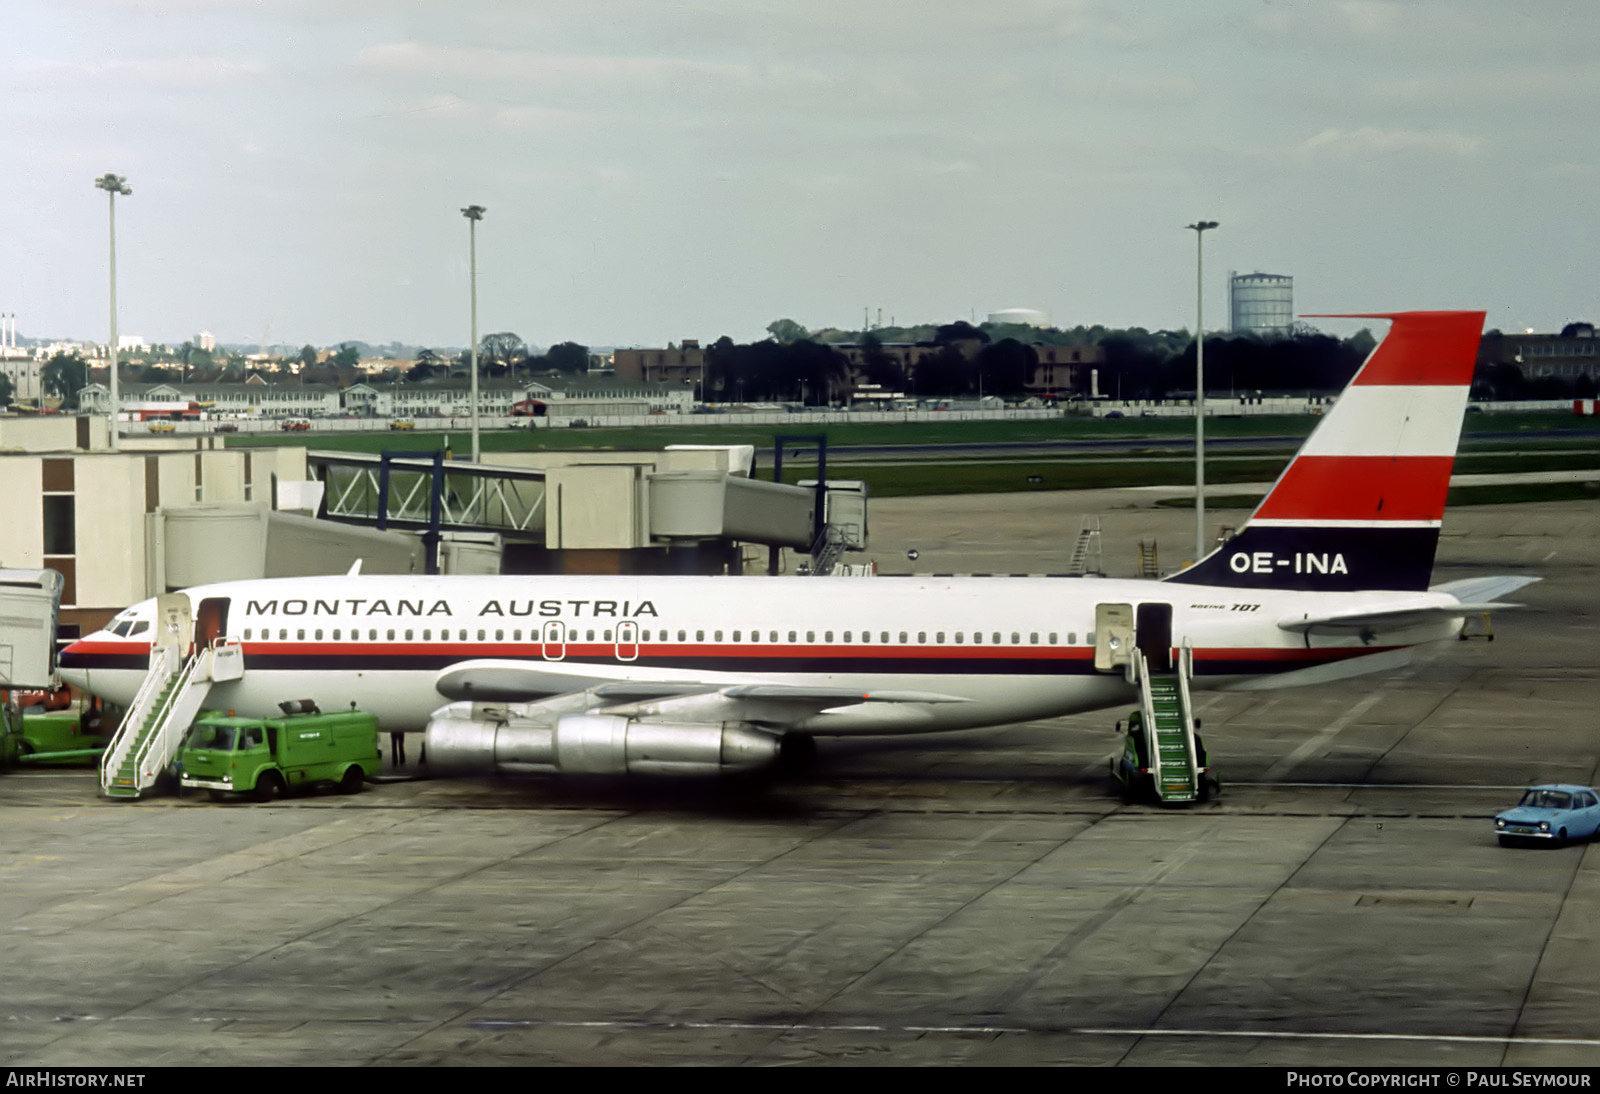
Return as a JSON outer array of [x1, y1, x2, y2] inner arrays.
[[425, 702, 784, 777]]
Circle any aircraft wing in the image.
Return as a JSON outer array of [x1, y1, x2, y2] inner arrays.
[[1278, 575, 1539, 638], [434, 659, 970, 708]]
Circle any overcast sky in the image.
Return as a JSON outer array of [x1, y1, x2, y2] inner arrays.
[[4, 0, 1596, 350]]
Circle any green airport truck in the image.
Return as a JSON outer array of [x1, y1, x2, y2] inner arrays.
[[178, 705, 380, 802]]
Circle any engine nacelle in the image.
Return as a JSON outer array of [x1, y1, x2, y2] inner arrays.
[[425, 703, 783, 777]]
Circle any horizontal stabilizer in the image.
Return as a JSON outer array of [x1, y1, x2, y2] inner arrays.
[[1279, 574, 1538, 636], [1429, 575, 1541, 602]]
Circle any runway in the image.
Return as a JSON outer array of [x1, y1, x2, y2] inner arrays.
[[0, 493, 1595, 1066]]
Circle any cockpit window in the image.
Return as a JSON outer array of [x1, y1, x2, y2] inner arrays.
[[109, 622, 132, 637], [129, 621, 149, 636]]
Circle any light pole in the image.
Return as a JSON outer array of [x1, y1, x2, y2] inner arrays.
[[461, 204, 485, 463], [95, 173, 132, 451], [1186, 219, 1219, 563]]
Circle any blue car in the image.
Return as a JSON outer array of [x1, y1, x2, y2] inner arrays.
[[1494, 784, 1600, 847]]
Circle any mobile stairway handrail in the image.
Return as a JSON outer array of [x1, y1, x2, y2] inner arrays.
[[1171, 639, 1196, 786], [99, 644, 180, 794]]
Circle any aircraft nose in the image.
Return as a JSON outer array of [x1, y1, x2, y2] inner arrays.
[[57, 642, 90, 691]]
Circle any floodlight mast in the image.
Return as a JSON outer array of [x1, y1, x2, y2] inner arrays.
[[461, 204, 486, 464], [1186, 219, 1219, 564], [95, 173, 132, 452]]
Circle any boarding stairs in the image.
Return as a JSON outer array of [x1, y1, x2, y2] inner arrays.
[[1137, 537, 1160, 578], [1134, 645, 1202, 804], [99, 641, 244, 800], [1067, 517, 1104, 577], [809, 525, 851, 577]]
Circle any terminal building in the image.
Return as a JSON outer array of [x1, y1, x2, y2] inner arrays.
[[0, 414, 860, 639], [1229, 272, 1294, 337], [75, 375, 694, 422]]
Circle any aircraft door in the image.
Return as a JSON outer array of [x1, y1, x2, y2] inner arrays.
[[1094, 603, 1134, 672], [615, 620, 639, 662], [154, 593, 193, 653], [1136, 602, 1174, 673], [196, 597, 230, 649], [541, 620, 566, 661]]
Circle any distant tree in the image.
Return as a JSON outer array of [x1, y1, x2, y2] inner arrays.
[[331, 344, 360, 370], [1346, 328, 1378, 361], [41, 352, 90, 409], [138, 365, 177, 383], [0, 370, 13, 406], [934, 320, 990, 347], [544, 341, 589, 374], [704, 335, 744, 400], [298, 345, 318, 370], [859, 331, 903, 389], [481, 331, 525, 364], [910, 343, 971, 397], [766, 318, 809, 344], [406, 348, 440, 383], [974, 338, 1037, 398]]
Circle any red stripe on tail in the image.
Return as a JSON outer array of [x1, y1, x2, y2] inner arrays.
[[1253, 455, 1455, 522], [1305, 311, 1485, 387]]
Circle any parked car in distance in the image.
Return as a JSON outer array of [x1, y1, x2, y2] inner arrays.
[[389, 418, 415, 431], [1494, 784, 1600, 847], [148, 421, 176, 433]]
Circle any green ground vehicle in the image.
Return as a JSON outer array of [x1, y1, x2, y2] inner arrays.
[[178, 706, 380, 802], [1, 703, 110, 769]]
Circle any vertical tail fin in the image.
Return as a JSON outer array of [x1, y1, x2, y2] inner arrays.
[[1168, 310, 1485, 592]]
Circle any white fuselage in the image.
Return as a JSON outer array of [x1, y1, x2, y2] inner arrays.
[[60, 572, 1462, 734]]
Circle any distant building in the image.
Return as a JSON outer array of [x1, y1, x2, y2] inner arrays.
[[1478, 327, 1600, 383], [1229, 272, 1294, 336], [832, 340, 1104, 399], [1026, 344, 1104, 397], [987, 308, 1051, 328], [195, 331, 216, 352], [117, 335, 148, 352], [613, 340, 704, 386]]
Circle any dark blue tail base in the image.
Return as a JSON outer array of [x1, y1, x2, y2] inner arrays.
[[1166, 526, 1441, 592]]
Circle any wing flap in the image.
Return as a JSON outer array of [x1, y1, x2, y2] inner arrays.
[[724, 685, 971, 704], [435, 660, 971, 711]]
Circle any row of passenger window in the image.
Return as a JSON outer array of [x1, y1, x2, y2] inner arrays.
[[235, 626, 1085, 646]]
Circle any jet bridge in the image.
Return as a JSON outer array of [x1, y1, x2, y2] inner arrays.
[[308, 449, 835, 576]]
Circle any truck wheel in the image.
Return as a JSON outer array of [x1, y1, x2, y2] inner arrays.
[[208, 790, 229, 803], [340, 765, 365, 794], [253, 772, 285, 803]]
